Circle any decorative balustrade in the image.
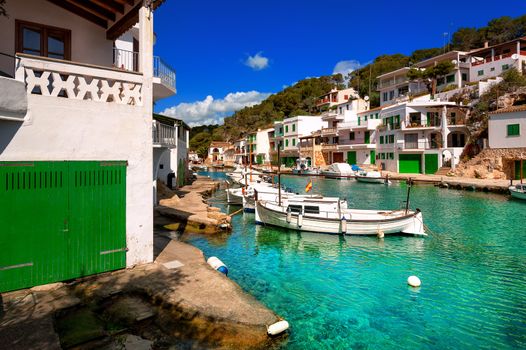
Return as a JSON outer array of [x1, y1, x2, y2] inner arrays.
[[321, 127, 337, 134], [16, 54, 143, 106], [321, 143, 338, 150], [152, 120, 176, 147]]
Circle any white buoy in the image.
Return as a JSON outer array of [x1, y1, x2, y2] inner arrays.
[[377, 229, 384, 239], [207, 256, 228, 276], [341, 217, 347, 233], [297, 214, 303, 227], [286, 209, 292, 223], [407, 275, 421, 287], [267, 320, 289, 336]]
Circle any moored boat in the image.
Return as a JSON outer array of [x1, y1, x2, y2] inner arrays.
[[355, 171, 385, 184], [321, 163, 355, 179], [255, 198, 425, 236], [292, 158, 319, 175], [509, 183, 526, 200]]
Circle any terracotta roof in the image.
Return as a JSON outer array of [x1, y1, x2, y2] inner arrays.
[[490, 104, 526, 114]]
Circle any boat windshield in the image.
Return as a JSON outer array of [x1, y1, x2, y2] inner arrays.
[[288, 204, 302, 213]]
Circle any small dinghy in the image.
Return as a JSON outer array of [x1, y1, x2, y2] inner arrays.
[[320, 163, 355, 179], [355, 171, 385, 184], [509, 183, 526, 200]]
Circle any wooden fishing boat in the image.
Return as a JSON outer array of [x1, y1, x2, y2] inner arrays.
[[255, 198, 425, 236], [509, 183, 526, 200]]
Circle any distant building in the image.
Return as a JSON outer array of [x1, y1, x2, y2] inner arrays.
[[377, 51, 470, 106], [316, 88, 359, 110], [189, 151, 200, 162], [488, 105, 526, 149], [271, 116, 326, 166], [233, 138, 248, 165], [468, 37, 526, 82], [206, 141, 232, 165]]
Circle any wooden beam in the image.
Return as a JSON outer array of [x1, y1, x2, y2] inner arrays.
[[114, 0, 135, 5], [106, 1, 141, 40], [90, 0, 124, 14], [47, 0, 107, 28], [65, 0, 116, 21]]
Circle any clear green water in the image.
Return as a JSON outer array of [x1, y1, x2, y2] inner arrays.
[[187, 172, 526, 349]]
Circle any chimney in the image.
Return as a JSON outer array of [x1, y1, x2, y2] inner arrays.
[[484, 41, 489, 48]]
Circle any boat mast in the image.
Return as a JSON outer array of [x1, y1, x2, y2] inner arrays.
[[278, 145, 282, 206], [405, 177, 413, 214]]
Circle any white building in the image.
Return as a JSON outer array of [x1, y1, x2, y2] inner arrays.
[[247, 128, 273, 165], [488, 105, 526, 149], [337, 107, 382, 165], [316, 88, 358, 110], [377, 101, 469, 174], [271, 116, 325, 166], [206, 141, 232, 165], [153, 114, 190, 190], [0, 0, 174, 292], [469, 37, 526, 82], [233, 138, 247, 165], [377, 51, 470, 106]]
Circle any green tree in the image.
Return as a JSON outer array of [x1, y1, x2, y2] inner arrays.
[[410, 48, 443, 63], [451, 27, 482, 51], [407, 61, 455, 97], [485, 16, 515, 44]]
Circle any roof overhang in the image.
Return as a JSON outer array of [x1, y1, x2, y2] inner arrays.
[[46, 0, 166, 41]]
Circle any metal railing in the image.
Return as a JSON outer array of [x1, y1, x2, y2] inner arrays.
[[152, 120, 176, 147], [153, 56, 176, 91], [113, 48, 138, 72], [112, 48, 176, 91]]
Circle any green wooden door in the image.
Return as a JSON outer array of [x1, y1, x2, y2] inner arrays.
[[514, 160, 526, 180], [424, 154, 439, 174], [256, 155, 263, 165], [399, 154, 422, 173], [370, 150, 376, 165], [364, 131, 371, 144], [0, 161, 126, 292], [347, 151, 357, 165]]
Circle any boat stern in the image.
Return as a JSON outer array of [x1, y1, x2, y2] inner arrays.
[[401, 210, 427, 236]]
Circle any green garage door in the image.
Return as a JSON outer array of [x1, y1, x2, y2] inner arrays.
[[0, 161, 127, 292], [399, 154, 422, 174], [370, 150, 376, 165], [347, 151, 357, 165], [424, 154, 439, 174]]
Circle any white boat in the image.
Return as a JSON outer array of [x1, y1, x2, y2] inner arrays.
[[355, 171, 385, 184], [255, 198, 425, 236], [292, 158, 319, 175], [509, 183, 526, 200], [226, 167, 263, 185], [321, 163, 355, 179]]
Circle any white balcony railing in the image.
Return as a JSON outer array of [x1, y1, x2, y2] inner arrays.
[[112, 48, 176, 91], [16, 53, 143, 106], [152, 120, 176, 147]]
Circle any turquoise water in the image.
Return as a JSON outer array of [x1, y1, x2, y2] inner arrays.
[[187, 172, 526, 349]]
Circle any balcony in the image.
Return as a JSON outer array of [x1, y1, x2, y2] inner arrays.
[[113, 48, 176, 101], [321, 144, 338, 151], [16, 54, 144, 106], [321, 127, 337, 135], [340, 119, 382, 131], [447, 116, 466, 126], [397, 140, 429, 150], [152, 120, 176, 148]]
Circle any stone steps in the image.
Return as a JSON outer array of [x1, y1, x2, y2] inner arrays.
[[435, 167, 451, 175]]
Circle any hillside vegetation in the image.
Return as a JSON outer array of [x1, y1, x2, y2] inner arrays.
[[190, 14, 526, 150]]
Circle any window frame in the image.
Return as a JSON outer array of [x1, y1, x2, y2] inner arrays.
[[15, 19, 71, 60], [507, 124, 520, 137]]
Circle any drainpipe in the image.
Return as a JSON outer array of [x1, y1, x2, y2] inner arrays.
[[441, 105, 448, 154]]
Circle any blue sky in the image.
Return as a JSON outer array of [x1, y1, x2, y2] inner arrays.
[[153, 0, 526, 126]]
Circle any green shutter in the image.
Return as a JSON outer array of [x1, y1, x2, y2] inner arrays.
[[285, 139, 289, 147], [380, 136, 384, 144], [292, 138, 296, 146], [358, 117, 361, 126], [285, 125, 289, 133], [370, 150, 376, 165], [364, 131, 370, 144], [347, 151, 357, 165], [426, 112, 431, 127], [292, 124, 296, 132], [507, 124, 520, 136]]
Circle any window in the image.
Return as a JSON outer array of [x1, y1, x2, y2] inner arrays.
[[350, 132, 355, 141], [389, 134, 395, 144], [437, 77, 445, 86], [380, 135, 384, 144], [383, 92, 388, 101], [279, 127, 283, 135], [364, 115, 368, 121], [375, 113, 379, 119], [16, 20, 71, 60], [507, 124, 520, 136], [358, 117, 361, 126], [292, 138, 296, 146], [477, 70, 484, 76], [292, 124, 296, 132], [333, 136, 339, 144], [287, 205, 302, 214], [339, 107, 343, 114], [389, 90, 395, 100], [389, 153, 394, 160], [502, 64, 510, 71], [381, 153, 385, 160], [304, 206, 320, 214], [446, 74, 455, 83], [346, 105, 349, 111], [285, 139, 289, 147], [285, 125, 289, 133], [462, 73, 467, 81]]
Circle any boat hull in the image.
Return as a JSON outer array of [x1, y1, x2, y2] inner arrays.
[[226, 188, 244, 204], [355, 176, 384, 184], [509, 187, 526, 200], [255, 201, 425, 236]]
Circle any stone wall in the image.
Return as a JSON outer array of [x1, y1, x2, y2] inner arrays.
[[455, 147, 526, 179]]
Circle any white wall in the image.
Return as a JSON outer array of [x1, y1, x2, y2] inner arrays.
[[489, 111, 526, 148], [0, 94, 153, 266], [470, 57, 521, 82], [0, 0, 114, 77], [256, 129, 271, 161]]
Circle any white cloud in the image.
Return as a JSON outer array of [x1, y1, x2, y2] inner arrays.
[[159, 91, 272, 127], [332, 60, 364, 76], [244, 52, 269, 70]]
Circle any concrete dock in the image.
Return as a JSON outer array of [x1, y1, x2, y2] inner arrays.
[[0, 239, 284, 349]]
